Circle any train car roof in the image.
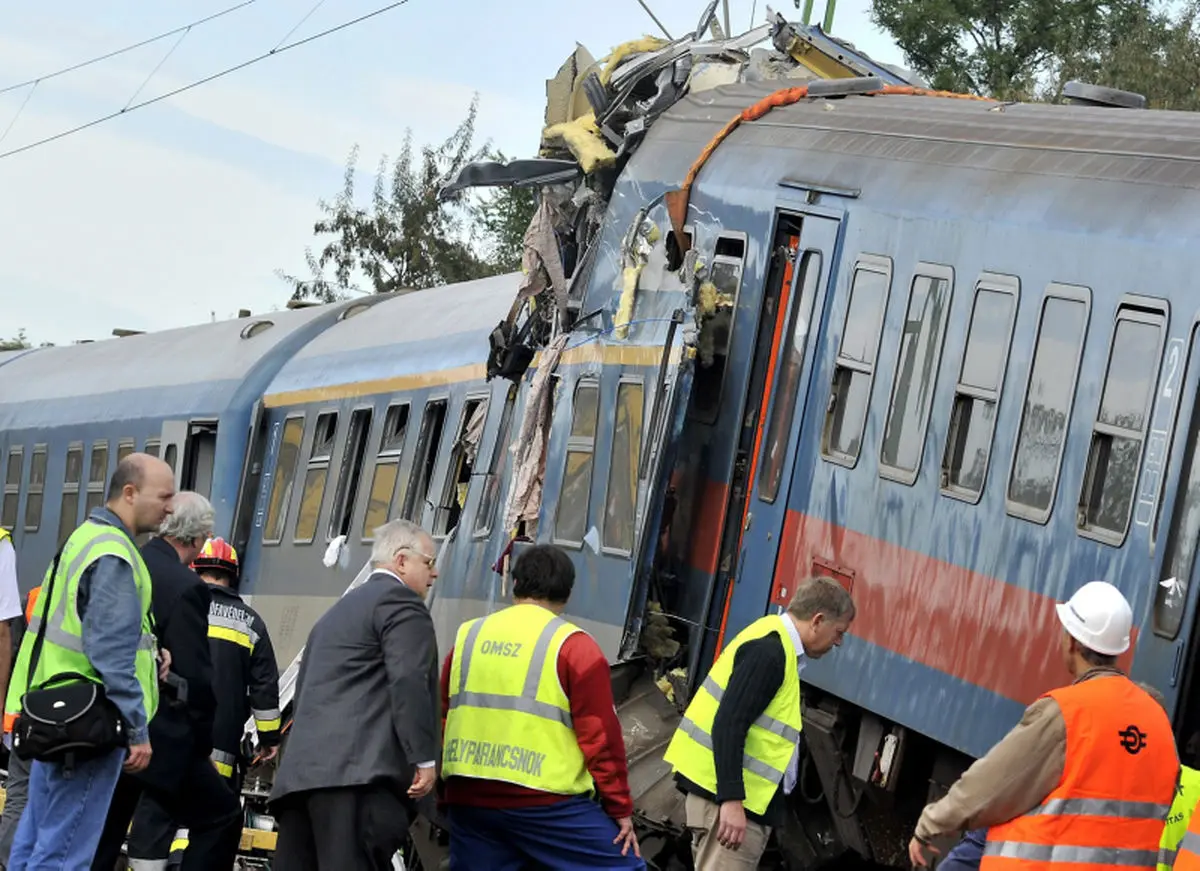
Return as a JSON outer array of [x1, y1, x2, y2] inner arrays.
[[0, 299, 382, 429], [262, 273, 520, 407], [635, 82, 1200, 190]]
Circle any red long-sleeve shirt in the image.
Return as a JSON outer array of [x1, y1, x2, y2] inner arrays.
[[439, 631, 634, 818]]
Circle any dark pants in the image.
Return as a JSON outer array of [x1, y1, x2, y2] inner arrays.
[[90, 752, 242, 871], [127, 766, 244, 866], [274, 785, 412, 871], [447, 795, 647, 870]]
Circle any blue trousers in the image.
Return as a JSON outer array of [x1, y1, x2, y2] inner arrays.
[[8, 747, 125, 871], [447, 796, 647, 870], [939, 829, 986, 871]]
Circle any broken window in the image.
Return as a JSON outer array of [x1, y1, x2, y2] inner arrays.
[[329, 409, 373, 541], [295, 412, 338, 543], [475, 386, 517, 539], [604, 380, 644, 553], [403, 400, 447, 523], [556, 379, 600, 545], [363, 404, 410, 539], [691, 234, 747, 424], [434, 398, 490, 537]]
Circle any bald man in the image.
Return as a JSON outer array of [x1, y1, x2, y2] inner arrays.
[[5, 454, 175, 871]]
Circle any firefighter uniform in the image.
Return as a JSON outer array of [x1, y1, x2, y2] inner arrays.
[[980, 675, 1178, 871]]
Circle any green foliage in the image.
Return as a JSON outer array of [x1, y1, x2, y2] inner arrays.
[[281, 96, 539, 303], [0, 329, 30, 351], [872, 0, 1200, 104]]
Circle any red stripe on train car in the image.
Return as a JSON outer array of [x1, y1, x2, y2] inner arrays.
[[686, 478, 728, 577], [760, 510, 1137, 706]]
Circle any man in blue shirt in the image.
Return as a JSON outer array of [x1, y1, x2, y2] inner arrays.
[[7, 454, 175, 871]]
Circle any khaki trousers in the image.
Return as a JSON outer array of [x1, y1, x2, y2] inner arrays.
[[684, 793, 772, 870]]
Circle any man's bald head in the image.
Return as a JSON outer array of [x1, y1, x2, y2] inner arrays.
[[106, 453, 175, 535]]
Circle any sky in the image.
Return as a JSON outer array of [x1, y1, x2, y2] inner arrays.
[[0, 0, 905, 346]]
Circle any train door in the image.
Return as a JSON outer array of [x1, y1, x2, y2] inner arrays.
[[1137, 325, 1200, 762], [714, 211, 843, 648]]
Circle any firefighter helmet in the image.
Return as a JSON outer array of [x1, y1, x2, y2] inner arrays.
[[192, 537, 239, 583]]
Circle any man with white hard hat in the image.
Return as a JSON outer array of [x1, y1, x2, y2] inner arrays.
[[908, 580, 1180, 870]]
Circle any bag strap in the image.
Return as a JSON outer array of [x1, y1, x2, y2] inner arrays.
[[24, 543, 66, 695]]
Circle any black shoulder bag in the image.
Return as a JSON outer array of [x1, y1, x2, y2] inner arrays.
[[12, 545, 128, 766]]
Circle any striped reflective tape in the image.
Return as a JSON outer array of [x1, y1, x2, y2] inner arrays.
[[983, 840, 1159, 867], [211, 748, 237, 777], [253, 707, 282, 732], [700, 676, 801, 743], [676, 716, 785, 784], [1026, 798, 1172, 820], [448, 615, 574, 729]]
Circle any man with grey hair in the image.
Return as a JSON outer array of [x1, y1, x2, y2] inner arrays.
[[271, 518, 440, 870], [665, 576, 855, 870], [92, 491, 243, 871]]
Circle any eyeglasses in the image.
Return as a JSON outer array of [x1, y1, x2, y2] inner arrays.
[[398, 546, 436, 570]]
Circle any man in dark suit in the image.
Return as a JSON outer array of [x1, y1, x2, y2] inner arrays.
[[91, 491, 243, 871], [271, 518, 440, 870]]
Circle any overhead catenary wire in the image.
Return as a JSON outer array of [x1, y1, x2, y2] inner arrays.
[[0, 0, 412, 161], [0, 0, 258, 96]]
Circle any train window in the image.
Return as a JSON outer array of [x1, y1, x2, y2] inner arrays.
[[163, 444, 178, 474], [604, 380, 645, 553], [690, 234, 748, 424], [85, 442, 109, 516], [941, 278, 1019, 502], [328, 409, 373, 542], [3, 447, 22, 530], [24, 446, 46, 532], [143, 439, 160, 459], [1155, 365, 1200, 638], [263, 416, 304, 544], [117, 440, 135, 463], [433, 398, 490, 537], [294, 412, 338, 543], [555, 379, 600, 546], [1078, 305, 1166, 544], [1007, 286, 1090, 522], [821, 257, 893, 466], [760, 251, 822, 502], [880, 267, 954, 483], [475, 386, 518, 539], [363, 404, 410, 540], [402, 400, 447, 523], [58, 443, 84, 548]]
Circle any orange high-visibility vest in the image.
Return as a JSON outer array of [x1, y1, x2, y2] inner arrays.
[[981, 675, 1178, 871], [4, 586, 42, 734]]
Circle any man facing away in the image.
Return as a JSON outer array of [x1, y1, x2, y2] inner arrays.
[[94, 493, 243, 871], [127, 536, 282, 869], [4, 453, 172, 870], [664, 576, 856, 870], [909, 580, 1179, 869], [440, 544, 644, 870], [271, 518, 440, 870]]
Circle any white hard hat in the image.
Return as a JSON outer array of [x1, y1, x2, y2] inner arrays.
[[1055, 581, 1133, 656]]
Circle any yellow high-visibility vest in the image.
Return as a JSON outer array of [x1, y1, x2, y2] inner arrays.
[[663, 614, 803, 815], [442, 603, 594, 795], [5, 519, 158, 725], [1160, 766, 1200, 869]]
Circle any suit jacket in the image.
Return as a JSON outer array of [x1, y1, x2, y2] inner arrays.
[[137, 536, 217, 790], [270, 571, 439, 803]]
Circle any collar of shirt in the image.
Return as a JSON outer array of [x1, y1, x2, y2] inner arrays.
[[779, 612, 807, 673], [374, 567, 410, 591], [89, 506, 136, 542]]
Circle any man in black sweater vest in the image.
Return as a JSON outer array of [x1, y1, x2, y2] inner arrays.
[[666, 577, 856, 869]]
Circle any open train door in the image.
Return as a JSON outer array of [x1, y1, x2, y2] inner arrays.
[[619, 308, 695, 660]]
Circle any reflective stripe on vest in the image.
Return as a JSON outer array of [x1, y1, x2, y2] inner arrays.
[[441, 604, 593, 795], [1172, 799, 1200, 869], [981, 675, 1178, 871], [663, 614, 803, 816], [4, 521, 159, 725], [1159, 766, 1200, 870]]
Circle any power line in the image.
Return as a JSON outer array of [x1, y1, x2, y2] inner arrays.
[[0, 0, 258, 96], [0, 0, 412, 161]]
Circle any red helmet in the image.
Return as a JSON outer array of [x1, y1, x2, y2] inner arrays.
[[192, 537, 239, 582]]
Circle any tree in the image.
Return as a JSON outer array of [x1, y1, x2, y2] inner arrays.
[[0, 329, 30, 351], [281, 97, 537, 303]]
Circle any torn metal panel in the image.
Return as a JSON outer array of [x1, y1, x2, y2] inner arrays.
[[439, 158, 581, 200]]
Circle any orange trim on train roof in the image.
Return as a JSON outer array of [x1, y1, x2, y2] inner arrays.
[[262, 342, 684, 408]]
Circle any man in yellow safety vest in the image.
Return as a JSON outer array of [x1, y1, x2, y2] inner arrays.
[[664, 576, 856, 870]]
